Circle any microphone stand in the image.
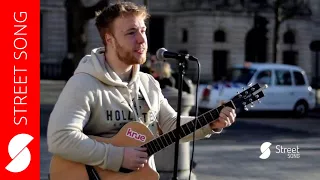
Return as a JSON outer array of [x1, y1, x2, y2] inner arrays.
[[172, 54, 189, 180]]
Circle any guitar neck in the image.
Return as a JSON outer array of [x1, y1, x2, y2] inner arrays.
[[142, 101, 235, 156]]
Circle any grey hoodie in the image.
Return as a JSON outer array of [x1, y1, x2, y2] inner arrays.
[[47, 47, 221, 172]]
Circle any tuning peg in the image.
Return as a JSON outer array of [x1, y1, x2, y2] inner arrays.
[[244, 105, 249, 111], [250, 102, 254, 108], [248, 83, 253, 87], [242, 87, 245, 90], [237, 91, 239, 94], [258, 99, 261, 103]]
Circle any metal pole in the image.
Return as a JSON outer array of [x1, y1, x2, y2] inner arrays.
[[172, 58, 186, 180], [316, 52, 319, 105]]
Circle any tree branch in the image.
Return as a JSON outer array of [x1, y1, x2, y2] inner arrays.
[[279, 0, 309, 23], [83, 0, 109, 20]]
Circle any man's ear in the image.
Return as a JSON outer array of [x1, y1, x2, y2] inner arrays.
[[104, 32, 114, 48]]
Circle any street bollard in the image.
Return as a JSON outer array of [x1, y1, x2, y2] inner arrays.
[[154, 86, 197, 180]]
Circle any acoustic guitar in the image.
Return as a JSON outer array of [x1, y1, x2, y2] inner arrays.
[[49, 83, 268, 180]]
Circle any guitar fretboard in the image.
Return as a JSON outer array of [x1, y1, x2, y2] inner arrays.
[[142, 102, 233, 156]]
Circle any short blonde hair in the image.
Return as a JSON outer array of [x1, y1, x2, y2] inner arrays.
[[95, 1, 150, 45], [152, 62, 172, 79]]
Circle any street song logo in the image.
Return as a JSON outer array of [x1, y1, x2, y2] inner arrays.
[[259, 141, 300, 159], [5, 133, 33, 173], [259, 142, 272, 159]]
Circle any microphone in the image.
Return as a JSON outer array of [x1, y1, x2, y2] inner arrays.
[[156, 48, 197, 61]]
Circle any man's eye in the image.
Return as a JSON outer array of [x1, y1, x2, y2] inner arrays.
[[127, 32, 135, 35]]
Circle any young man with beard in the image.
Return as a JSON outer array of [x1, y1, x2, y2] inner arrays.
[[47, 1, 236, 178]]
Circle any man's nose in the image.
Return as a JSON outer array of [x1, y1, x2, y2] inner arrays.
[[136, 31, 146, 44]]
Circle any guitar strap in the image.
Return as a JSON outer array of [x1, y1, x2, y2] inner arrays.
[[85, 165, 101, 180], [47, 165, 100, 180]]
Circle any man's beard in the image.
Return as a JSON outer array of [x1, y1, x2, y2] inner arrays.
[[115, 39, 146, 65]]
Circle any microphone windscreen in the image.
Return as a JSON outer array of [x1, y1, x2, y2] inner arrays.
[[156, 48, 167, 61]]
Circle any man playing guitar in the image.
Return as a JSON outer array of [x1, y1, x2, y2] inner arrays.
[[47, 1, 236, 179]]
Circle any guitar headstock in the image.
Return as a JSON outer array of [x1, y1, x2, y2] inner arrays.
[[231, 83, 268, 111]]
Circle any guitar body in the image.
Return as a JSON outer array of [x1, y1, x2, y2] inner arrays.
[[49, 83, 268, 180], [49, 121, 160, 180]]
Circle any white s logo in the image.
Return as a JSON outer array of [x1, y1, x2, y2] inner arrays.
[[259, 142, 272, 159], [5, 133, 33, 173]]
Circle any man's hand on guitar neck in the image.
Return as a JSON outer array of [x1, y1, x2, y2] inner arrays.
[[209, 106, 236, 131]]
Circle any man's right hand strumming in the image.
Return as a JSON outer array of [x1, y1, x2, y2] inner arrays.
[[121, 147, 148, 171]]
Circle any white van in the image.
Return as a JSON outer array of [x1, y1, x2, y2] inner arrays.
[[198, 62, 316, 117]]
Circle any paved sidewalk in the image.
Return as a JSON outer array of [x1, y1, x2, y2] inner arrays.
[[190, 136, 320, 180], [238, 117, 320, 135]]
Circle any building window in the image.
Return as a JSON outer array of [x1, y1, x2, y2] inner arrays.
[[283, 30, 295, 44], [283, 50, 298, 65], [214, 30, 226, 42], [245, 28, 267, 62], [182, 28, 188, 43], [212, 50, 228, 81]]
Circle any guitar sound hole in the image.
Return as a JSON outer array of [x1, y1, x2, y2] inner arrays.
[[119, 167, 133, 173]]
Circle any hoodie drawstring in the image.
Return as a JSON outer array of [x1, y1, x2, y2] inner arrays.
[[126, 82, 142, 123]]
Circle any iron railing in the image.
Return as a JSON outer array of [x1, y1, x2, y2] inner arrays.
[[40, 62, 63, 80]]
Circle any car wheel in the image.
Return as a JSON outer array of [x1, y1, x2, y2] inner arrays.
[[293, 101, 308, 118]]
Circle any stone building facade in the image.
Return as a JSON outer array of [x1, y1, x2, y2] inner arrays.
[[40, 0, 320, 83]]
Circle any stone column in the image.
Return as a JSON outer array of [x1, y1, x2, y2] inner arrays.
[[154, 86, 197, 180]]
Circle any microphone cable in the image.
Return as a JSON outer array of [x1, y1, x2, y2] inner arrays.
[[189, 57, 201, 180]]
